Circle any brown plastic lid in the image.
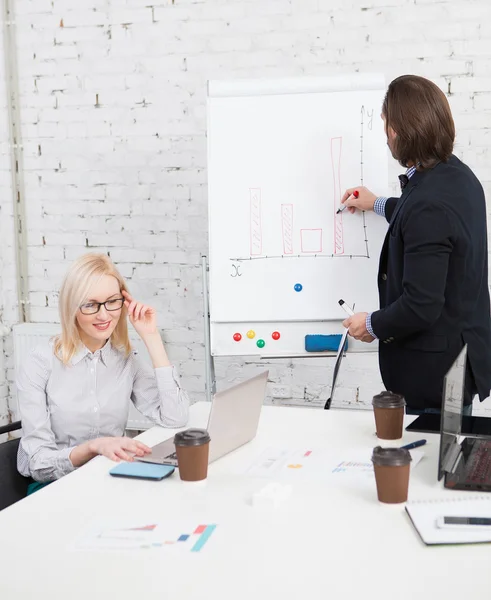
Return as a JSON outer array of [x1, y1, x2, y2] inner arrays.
[[371, 446, 412, 467], [174, 428, 211, 447], [372, 390, 406, 409]]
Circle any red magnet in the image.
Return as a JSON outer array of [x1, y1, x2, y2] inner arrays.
[[233, 333, 242, 342], [272, 331, 280, 340]]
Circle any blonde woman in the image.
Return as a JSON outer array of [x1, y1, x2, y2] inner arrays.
[[17, 253, 189, 488]]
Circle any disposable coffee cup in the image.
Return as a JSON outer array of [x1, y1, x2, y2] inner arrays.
[[174, 429, 211, 482], [371, 446, 412, 504], [372, 391, 406, 440]]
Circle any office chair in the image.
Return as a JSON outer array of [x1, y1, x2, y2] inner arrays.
[[0, 421, 30, 511]]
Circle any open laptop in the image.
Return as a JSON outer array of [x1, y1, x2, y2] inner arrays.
[[406, 361, 491, 437], [438, 346, 491, 491], [136, 371, 268, 467]]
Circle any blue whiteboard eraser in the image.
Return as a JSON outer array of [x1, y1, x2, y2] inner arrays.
[[305, 334, 347, 353]]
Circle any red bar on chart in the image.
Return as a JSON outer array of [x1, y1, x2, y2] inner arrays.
[[250, 188, 262, 256], [194, 525, 207, 535], [331, 137, 344, 255], [281, 203, 294, 254], [300, 229, 323, 253]]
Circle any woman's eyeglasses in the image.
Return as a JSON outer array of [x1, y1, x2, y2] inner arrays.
[[79, 298, 124, 315]]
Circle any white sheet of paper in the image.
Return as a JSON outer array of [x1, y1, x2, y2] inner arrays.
[[71, 519, 218, 553], [245, 447, 319, 478], [330, 449, 424, 478], [243, 447, 424, 483]]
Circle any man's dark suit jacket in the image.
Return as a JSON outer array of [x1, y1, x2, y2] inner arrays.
[[370, 155, 491, 410]]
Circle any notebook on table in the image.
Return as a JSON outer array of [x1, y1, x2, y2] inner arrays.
[[406, 496, 491, 545]]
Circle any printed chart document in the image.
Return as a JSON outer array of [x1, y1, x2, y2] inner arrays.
[[71, 518, 218, 553], [243, 447, 424, 483]]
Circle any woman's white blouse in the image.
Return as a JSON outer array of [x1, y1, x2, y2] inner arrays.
[[17, 340, 189, 482]]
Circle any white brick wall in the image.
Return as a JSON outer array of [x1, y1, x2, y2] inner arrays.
[[0, 0, 491, 417], [0, 16, 14, 433]]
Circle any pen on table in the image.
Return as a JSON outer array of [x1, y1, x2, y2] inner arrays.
[[338, 299, 355, 317], [336, 190, 359, 214], [401, 439, 427, 450]]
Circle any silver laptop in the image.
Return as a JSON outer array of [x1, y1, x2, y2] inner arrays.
[[136, 371, 269, 466]]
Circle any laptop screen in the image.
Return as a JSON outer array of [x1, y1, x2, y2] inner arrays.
[[437, 345, 467, 480]]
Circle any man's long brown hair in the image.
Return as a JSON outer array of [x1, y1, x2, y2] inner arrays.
[[382, 75, 455, 170]]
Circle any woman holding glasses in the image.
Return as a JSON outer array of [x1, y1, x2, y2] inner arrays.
[[17, 253, 189, 487]]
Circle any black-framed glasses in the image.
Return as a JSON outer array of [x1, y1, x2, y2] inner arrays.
[[79, 297, 124, 315]]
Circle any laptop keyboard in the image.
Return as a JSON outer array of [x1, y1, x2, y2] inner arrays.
[[467, 443, 491, 483]]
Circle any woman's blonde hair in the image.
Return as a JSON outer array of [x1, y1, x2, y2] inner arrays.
[[54, 253, 131, 365]]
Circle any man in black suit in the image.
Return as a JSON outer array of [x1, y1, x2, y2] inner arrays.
[[341, 75, 491, 414]]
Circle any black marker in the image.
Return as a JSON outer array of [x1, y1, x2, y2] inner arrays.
[[338, 299, 354, 317], [336, 190, 359, 215]]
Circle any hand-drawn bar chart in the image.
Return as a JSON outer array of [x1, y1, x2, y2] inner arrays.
[[207, 75, 389, 329], [300, 229, 323, 253], [244, 113, 372, 262]]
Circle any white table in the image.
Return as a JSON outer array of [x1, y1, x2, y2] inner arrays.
[[1, 403, 490, 599]]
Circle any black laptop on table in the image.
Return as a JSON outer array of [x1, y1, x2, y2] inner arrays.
[[438, 345, 491, 491], [406, 358, 491, 438]]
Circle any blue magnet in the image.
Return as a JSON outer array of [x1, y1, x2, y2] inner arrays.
[[294, 283, 303, 292]]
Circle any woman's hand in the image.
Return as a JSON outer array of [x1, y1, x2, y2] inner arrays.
[[122, 290, 170, 368], [122, 290, 158, 339], [89, 436, 152, 462]]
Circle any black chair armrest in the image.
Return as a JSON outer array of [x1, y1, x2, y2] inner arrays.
[[0, 421, 22, 436]]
